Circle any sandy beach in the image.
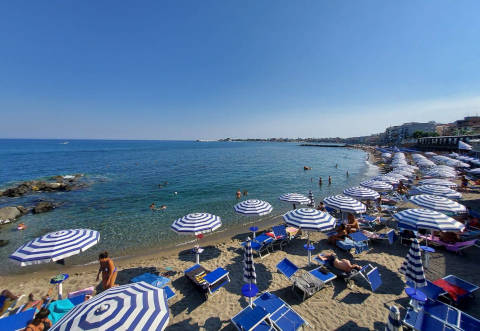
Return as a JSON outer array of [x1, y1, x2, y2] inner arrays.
[[2, 149, 479, 330]]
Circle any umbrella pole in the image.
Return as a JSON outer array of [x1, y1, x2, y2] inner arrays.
[[58, 283, 63, 300], [307, 232, 312, 266], [195, 237, 200, 265]]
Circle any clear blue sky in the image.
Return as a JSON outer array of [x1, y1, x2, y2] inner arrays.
[[1, 1, 479, 139]]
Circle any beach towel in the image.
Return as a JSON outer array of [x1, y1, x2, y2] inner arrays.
[[48, 298, 75, 324], [433, 279, 467, 302]]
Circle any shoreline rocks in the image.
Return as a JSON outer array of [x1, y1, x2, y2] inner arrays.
[[1, 174, 85, 198], [33, 201, 55, 214]]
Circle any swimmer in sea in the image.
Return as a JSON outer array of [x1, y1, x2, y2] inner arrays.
[[243, 190, 248, 196], [160, 205, 167, 210], [150, 203, 156, 211], [236, 190, 241, 199]]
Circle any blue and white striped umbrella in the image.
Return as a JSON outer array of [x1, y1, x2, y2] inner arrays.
[[469, 168, 480, 175], [393, 208, 465, 232], [343, 186, 380, 201], [50, 281, 169, 331], [417, 179, 457, 188], [399, 238, 427, 288], [385, 173, 409, 181], [323, 195, 366, 214], [409, 195, 466, 214], [414, 185, 462, 199], [243, 237, 256, 284], [9, 229, 100, 266], [278, 193, 310, 205], [386, 305, 402, 331], [234, 199, 273, 216], [171, 213, 222, 235], [283, 208, 336, 232], [372, 175, 399, 185], [390, 170, 412, 177], [423, 170, 456, 179], [360, 180, 393, 192]]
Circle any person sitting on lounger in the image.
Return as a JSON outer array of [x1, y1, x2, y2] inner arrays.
[[397, 181, 408, 195], [317, 202, 326, 212], [0, 289, 19, 315], [317, 252, 362, 273], [23, 288, 54, 312], [24, 307, 52, 331], [328, 224, 347, 244], [346, 214, 360, 233], [439, 231, 460, 244]]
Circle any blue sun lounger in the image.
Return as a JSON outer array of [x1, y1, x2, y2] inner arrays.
[[337, 231, 370, 254], [242, 234, 274, 258], [231, 305, 275, 331], [184, 264, 230, 299], [130, 272, 176, 301], [403, 300, 480, 331], [271, 225, 289, 250], [0, 308, 36, 331], [253, 292, 308, 330], [276, 258, 336, 300]]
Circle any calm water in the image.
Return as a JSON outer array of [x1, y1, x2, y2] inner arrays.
[[0, 140, 377, 273]]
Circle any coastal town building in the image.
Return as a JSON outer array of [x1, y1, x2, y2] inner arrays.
[[384, 121, 437, 144], [454, 116, 480, 134]]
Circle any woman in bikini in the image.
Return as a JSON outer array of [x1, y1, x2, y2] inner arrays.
[[96, 251, 118, 290], [24, 308, 52, 331], [328, 224, 348, 244], [346, 213, 360, 234], [317, 252, 362, 273]]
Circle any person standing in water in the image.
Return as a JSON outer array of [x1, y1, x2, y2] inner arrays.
[[236, 190, 241, 199], [346, 171, 349, 177], [335, 163, 338, 168], [319, 177, 322, 185], [243, 190, 248, 196], [328, 176, 332, 185]]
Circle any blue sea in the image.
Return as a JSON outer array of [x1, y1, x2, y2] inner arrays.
[[0, 139, 377, 273]]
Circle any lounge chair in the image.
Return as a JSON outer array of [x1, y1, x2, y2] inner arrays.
[[231, 305, 275, 331], [276, 258, 336, 301], [0, 294, 25, 318], [359, 215, 388, 229], [242, 234, 274, 258], [432, 275, 479, 306], [184, 264, 230, 299], [271, 225, 289, 250], [47, 294, 86, 325], [403, 300, 480, 331], [0, 308, 35, 331], [419, 235, 478, 254], [313, 255, 382, 291], [130, 272, 176, 301], [67, 287, 94, 299], [336, 231, 370, 254], [253, 292, 308, 330], [361, 229, 396, 245]]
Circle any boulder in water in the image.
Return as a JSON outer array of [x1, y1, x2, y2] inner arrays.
[[33, 201, 55, 214], [0, 206, 27, 221]]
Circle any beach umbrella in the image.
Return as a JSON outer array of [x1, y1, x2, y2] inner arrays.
[[234, 199, 273, 238], [414, 185, 462, 199], [458, 141, 472, 150], [386, 305, 402, 331], [323, 195, 366, 215], [393, 208, 465, 232], [390, 170, 412, 177], [425, 152, 436, 156], [343, 186, 380, 201], [422, 170, 456, 179], [308, 190, 314, 207], [9, 229, 100, 266], [399, 238, 427, 289], [416, 179, 457, 189], [279, 193, 310, 209], [242, 237, 257, 306], [409, 195, 466, 214], [384, 173, 409, 181], [171, 213, 222, 264], [283, 208, 336, 264], [360, 180, 393, 192], [470, 168, 480, 175], [50, 282, 169, 331]]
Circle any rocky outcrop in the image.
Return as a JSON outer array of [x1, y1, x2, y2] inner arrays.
[[33, 201, 55, 214], [1, 174, 86, 198], [0, 206, 28, 221]]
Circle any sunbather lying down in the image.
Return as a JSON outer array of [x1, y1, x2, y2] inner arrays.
[[317, 253, 362, 273]]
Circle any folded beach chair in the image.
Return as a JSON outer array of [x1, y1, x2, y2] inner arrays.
[[253, 292, 308, 330], [184, 264, 230, 299], [276, 258, 336, 300], [242, 234, 274, 259], [0, 294, 25, 318], [359, 215, 387, 229], [432, 275, 479, 306], [231, 305, 275, 331], [403, 300, 480, 331], [361, 229, 396, 245], [0, 308, 35, 331], [271, 225, 289, 250], [313, 255, 382, 291]]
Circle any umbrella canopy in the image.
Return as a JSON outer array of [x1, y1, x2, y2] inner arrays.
[[399, 238, 427, 288], [409, 195, 466, 214], [458, 141, 472, 150], [422, 170, 456, 179], [393, 208, 465, 232], [386, 305, 402, 331], [234, 199, 273, 216], [243, 237, 256, 285], [323, 195, 366, 214], [9, 229, 100, 266], [414, 185, 462, 199], [384, 173, 409, 181], [470, 168, 480, 175], [171, 213, 221, 235], [50, 282, 169, 331], [283, 208, 336, 232], [416, 179, 457, 188], [390, 170, 413, 177], [360, 180, 393, 192], [343, 186, 380, 201], [278, 193, 310, 205]]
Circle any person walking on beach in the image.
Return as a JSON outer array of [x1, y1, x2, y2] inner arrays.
[[236, 190, 241, 199], [328, 176, 332, 185], [96, 251, 118, 290]]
